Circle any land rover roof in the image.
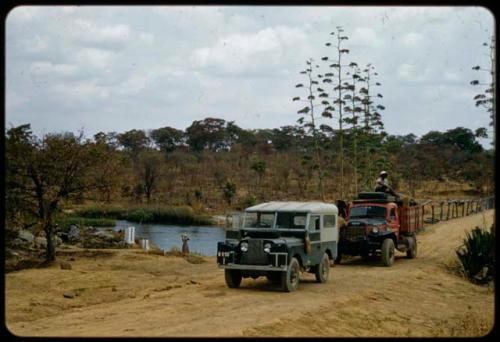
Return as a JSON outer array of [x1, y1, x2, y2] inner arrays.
[[245, 201, 338, 214]]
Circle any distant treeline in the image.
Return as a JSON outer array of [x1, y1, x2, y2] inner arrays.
[[5, 118, 494, 260]]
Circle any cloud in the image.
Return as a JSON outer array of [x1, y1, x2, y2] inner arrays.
[[401, 32, 424, 47], [397, 63, 430, 82], [191, 25, 307, 75], [30, 61, 78, 77], [70, 19, 130, 46], [351, 27, 382, 47], [50, 81, 111, 101], [75, 48, 114, 69], [139, 33, 155, 43]]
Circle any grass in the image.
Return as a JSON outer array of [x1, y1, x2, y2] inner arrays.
[[74, 204, 213, 226]]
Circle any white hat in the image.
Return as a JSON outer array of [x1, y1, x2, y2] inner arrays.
[[380, 170, 388, 176]]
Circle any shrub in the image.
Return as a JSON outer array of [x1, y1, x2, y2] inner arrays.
[[75, 205, 126, 219], [455, 224, 495, 284]]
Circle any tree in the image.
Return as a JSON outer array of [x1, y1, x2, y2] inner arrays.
[[150, 126, 184, 154], [471, 33, 495, 145], [185, 117, 228, 152], [6, 125, 95, 261], [293, 58, 328, 201], [222, 181, 237, 206], [323, 26, 351, 199], [137, 150, 163, 204], [117, 129, 150, 153]]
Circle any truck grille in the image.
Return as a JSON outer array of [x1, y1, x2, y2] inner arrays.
[[344, 225, 367, 240], [240, 240, 269, 265]]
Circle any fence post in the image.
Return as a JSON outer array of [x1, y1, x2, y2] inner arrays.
[[440, 202, 444, 221], [446, 201, 451, 220], [466, 200, 469, 215], [461, 201, 465, 217], [431, 205, 435, 223]]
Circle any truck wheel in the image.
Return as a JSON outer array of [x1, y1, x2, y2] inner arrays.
[[406, 236, 417, 259], [281, 257, 300, 292], [224, 269, 242, 288], [315, 253, 330, 283], [381, 238, 395, 267]]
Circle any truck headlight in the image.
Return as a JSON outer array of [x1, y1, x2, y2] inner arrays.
[[372, 225, 379, 233], [264, 243, 271, 253], [240, 242, 248, 252]]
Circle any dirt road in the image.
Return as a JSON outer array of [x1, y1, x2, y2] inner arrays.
[[6, 210, 494, 337]]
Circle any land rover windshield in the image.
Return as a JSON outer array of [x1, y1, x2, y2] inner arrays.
[[349, 206, 387, 219], [243, 212, 307, 229]]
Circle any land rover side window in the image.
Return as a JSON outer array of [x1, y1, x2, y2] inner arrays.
[[323, 215, 336, 228], [276, 212, 306, 229], [308, 215, 320, 231], [243, 212, 275, 228], [349, 206, 386, 218]]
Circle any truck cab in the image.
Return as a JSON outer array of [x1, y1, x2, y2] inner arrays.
[[217, 201, 338, 292], [338, 192, 420, 266]]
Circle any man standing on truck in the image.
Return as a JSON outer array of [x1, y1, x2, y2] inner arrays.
[[374, 171, 397, 197]]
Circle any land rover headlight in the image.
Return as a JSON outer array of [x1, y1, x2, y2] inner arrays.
[[240, 242, 249, 252], [264, 243, 272, 253], [372, 225, 379, 233]]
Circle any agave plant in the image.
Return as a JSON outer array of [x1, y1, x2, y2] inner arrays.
[[455, 224, 495, 284]]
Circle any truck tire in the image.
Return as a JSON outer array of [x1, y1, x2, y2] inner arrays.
[[381, 238, 395, 267], [281, 257, 300, 292], [314, 253, 330, 283], [224, 269, 242, 288], [406, 236, 417, 259]]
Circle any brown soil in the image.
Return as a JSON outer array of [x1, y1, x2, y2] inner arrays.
[[5, 210, 495, 337]]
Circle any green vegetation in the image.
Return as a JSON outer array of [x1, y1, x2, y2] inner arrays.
[[75, 204, 213, 226], [456, 224, 495, 284]]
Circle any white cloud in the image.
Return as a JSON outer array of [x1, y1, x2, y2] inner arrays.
[[75, 48, 114, 69], [351, 27, 382, 47], [139, 33, 155, 43], [30, 61, 78, 77], [51, 81, 111, 101], [71, 19, 130, 45], [401, 32, 424, 47], [24, 35, 49, 53], [397, 63, 430, 82], [191, 25, 307, 74]]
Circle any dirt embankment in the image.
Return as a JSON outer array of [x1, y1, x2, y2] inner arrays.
[[5, 210, 495, 337]]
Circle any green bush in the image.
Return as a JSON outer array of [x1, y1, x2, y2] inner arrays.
[[74, 205, 126, 219], [456, 224, 495, 284], [122, 206, 213, 226]]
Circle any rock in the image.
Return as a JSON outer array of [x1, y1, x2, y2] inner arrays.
[[63, 291, 76, 298], [55, 236, 63, 246], [18, 230, 35, 244], [60, 261, 72, 270], [10, 238, 31, 249], [67, 225, 80, 243], [35, 237, 47, 249]]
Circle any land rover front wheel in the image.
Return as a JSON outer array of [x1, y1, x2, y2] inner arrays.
[[224, 269, 242, 288], [282, 257, 300, 292], [381, 238, 395, 267], [314, 253, 330, 283]]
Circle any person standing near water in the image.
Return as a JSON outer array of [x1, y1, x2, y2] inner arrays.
[[181, 234, 190, 255]]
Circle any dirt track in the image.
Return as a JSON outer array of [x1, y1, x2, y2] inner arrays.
[[6, 210, 495, 337]]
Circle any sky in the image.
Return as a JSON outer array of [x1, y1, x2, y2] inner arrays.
[[5, 5, 495, 147]]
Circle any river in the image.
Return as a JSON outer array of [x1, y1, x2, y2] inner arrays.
[[110, 220, 226, 256]]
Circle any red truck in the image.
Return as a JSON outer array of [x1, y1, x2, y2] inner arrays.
[[337, 192, 424, 266]]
